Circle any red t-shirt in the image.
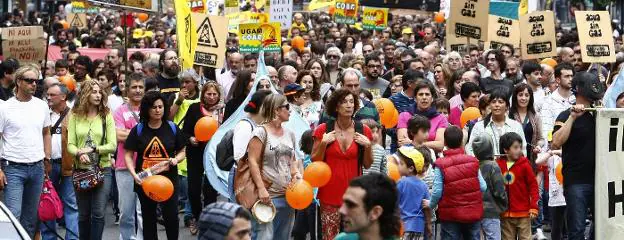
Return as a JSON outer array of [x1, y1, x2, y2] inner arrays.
[[313, 123, 373, 207]]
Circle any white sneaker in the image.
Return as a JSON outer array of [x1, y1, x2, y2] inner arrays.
[[534, 228, 547, 240]]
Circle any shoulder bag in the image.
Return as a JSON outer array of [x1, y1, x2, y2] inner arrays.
[[72, 115, 106, 192], [234, 126, 272, 209]]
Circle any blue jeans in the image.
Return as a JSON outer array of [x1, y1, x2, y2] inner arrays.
[[177, 175, 192, 221], [76, 167, 112, 240], [564, 184, 594, 240], [115, 169, 143, 240], [254, 197, 295, 240], [1, 160, 45, 238], [439, 221, 480, 240], [480, 218, 501, 240], [228, 165, 236, 202], [41, 161, 80, 240]]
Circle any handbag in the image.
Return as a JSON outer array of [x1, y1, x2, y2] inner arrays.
[[72, 116, 106, 192], [234, 126, 272, 209], [38, 177, 63, 221]]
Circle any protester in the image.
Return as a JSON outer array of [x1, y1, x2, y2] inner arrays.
[[223, 69, 255, 122], [295, 70, 323, 126], [479, 49, 514, 95], [157, 49, 182, 106], [197, 202, 252, 240], [68, 79, 117, 240], [510, 83, 545, 165], [540, 63, 575, 140], [124, 91, 187, 239], [448, 82, 481, 127]]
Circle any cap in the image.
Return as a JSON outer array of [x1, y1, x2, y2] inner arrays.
[[472, 135, 493, 161], [572, 72, 605, 102], [398, 146, 424, 172], [402, 27, 413, 35], [284, 83, 305, 96], [198, 202, 242, 239]]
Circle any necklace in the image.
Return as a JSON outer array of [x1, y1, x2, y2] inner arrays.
[[335, 120, 353, 137]]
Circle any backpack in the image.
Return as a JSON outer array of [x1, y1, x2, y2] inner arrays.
[[38, 178, 63, 221], [136, 121, 177, 136], [216, 118, 255, 171], [325, 119, 365, 176]]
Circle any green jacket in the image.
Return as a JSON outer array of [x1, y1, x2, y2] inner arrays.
[[67, 113, 117, 169]]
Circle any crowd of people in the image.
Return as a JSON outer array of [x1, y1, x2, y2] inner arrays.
[[0, 2, 621, 240]]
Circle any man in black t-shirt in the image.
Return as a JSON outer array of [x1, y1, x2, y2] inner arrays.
[[479, 49, 514, 95], [551, 72, 604, 240], [157, 49, 181, 106]]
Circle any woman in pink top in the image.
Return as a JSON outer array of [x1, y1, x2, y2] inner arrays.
[[448, 82, 481, 127], [397, 81, 448, 152]]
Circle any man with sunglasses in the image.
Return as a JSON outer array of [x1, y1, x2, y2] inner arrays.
[[0, 65, 52, 238], [326, 47, 343, 85]]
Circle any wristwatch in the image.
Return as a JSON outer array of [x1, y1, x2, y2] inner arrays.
[[44, 157, 51, 162]]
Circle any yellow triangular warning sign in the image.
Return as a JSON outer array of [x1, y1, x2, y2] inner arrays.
[[69, 13, 85, 29], [197, 16, 219, 48]]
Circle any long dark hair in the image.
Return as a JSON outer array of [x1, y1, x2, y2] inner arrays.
[[510, 83, 535, 115], [295, 70, 321, 101], [229, 69, 253, 100], [446, 69, 466, 99], [304, 58, 330, 84], [139, 91, 170, 123]]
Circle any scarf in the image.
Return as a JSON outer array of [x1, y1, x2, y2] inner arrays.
[[413, 106, 440, 119]]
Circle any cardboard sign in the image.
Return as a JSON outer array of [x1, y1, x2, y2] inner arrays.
[[448, 0, 490, 41], [1, 26, 46, 63], [87, 0, 157, 12], [239, 23, 282, 53], [362, 7, 387, 30], [68, 13, 87, 29], [270, 0, 293, 30], [334, 0, 358, 24], [575, 11, 616, 63], [486, 15, 520, 49], [445, 23, 479, 54], [192, 13, 227, 68], [520, 11, 557, 59], [359, 0, 440, 12], [1, 26, 44, 40]]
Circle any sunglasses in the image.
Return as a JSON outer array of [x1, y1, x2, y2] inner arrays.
[[280, 104, 290, 110], [20, 78, 39, 84], [328, 55, 340, 59]]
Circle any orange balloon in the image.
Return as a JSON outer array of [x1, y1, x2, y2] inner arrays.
[[137, 13, 149, 22], [555, 162, 563, 184], [194, 116, 218, 142], [387, 162, 400, 182], [372, 98, 398, 129], [304, 161, 332, 187], [59, 76, 76, 92], [142, 175, 174, 202], [285, 180, 314, 210], [291, 36, 305, 51], [328, 5, 336, 15], [60, 20, 69, 30], [434, 12, 445, 23], [460, 107, 481, 128]]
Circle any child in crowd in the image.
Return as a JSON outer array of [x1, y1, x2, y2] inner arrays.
[[405, 115, 436, 188], [361, 119, 387, 175], [496, 132, 539, 240], [55, 59, 69, 77], [536, 134, 566, 240], [396, 146, 432, 240], [435, 98, 450, 120], [292, 130, 321, 240]]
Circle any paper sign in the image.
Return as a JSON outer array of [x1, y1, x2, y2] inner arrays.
[[2, 38, 46, 63], [68, 13, 87, 29], [486, 15, 520, 49], [575, 11, 616, 63], [1, 26, 44, 41], [270, 0, 293, 30], [448, 0, 490, 41], [359, 0, 440, 12], [242, 12, 270, 24], [187, 0, 206, 13], [334, 0, 358, 24], [445, 23, 479, 54], [206, 0, 219, 15], [239, 22, 282, 53], [192, 13, 227, 68], [362, 7, 387, 30], [520, 11, 557, 59]]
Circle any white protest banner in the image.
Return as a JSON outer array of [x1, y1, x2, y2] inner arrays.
[[596, 109, 624, 240], [448, 0, 490, 41], [192, 13, 228, 68], [270, 0, 293, 30], [575, 11, 616, 63], [519, 11, 557, 59], [1, 26, 46, 63]]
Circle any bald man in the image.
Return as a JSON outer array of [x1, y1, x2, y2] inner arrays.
[[419, 51, 435, 83], [278, 65, 298, 90], [219, 52, 243, 100], [266, 66, 279, 87], [540, 64, 554, 90], [558, 47, 574, 65]]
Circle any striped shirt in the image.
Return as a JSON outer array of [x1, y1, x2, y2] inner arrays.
[[363, 144, 387, 175]]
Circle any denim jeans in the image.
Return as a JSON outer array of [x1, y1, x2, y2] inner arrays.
[[1, 160, 45, 238], [439, 221, 480, 240], [480, 218, 501, 240], [255, 197, 295, 240], [76, 167, 112, 240], [177, 175, 192, 222], [41, 161, 80, 240], [116, 169, 143, 240], [564, 184, 594, 240], [533, 178, 545, 233], [228, 165, 236, 202]]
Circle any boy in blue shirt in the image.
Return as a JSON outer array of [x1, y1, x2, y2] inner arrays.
[[396, 146, 432, 240]]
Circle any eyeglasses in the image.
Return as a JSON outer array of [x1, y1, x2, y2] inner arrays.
[[20, 78, 39, 84], [280, 104, 290, 110], [327, 55, 340, 59]]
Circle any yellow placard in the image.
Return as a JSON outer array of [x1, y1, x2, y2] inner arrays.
[[486, 15, 520, 50], [175, 0, 197, 70], [308, 0, 334, 10], [575, 11, 616, 63], [448, 0, 490, 41], [225, 0, 238, 8], [187, 0, 206, 13], [242, 12, 270, 24], [120, 0, 151, 10], [68, 13, 87, 29], [192, 13, 228, 68], [239, 22, 282, 53], [520, 11, 557, 60], [362, 7, 388, 31], [334, 0, 358, 24]]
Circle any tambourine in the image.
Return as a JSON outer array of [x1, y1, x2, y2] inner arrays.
[[252, 200, 276, 224]]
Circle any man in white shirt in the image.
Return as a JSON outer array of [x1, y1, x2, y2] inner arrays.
[[522, 61, 546, 113], [0, 65, 52, 238], [219, 52, 243, 101], [541, 63, 575, 141]]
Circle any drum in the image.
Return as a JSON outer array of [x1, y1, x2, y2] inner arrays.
[[251, 200, 276, 224]]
